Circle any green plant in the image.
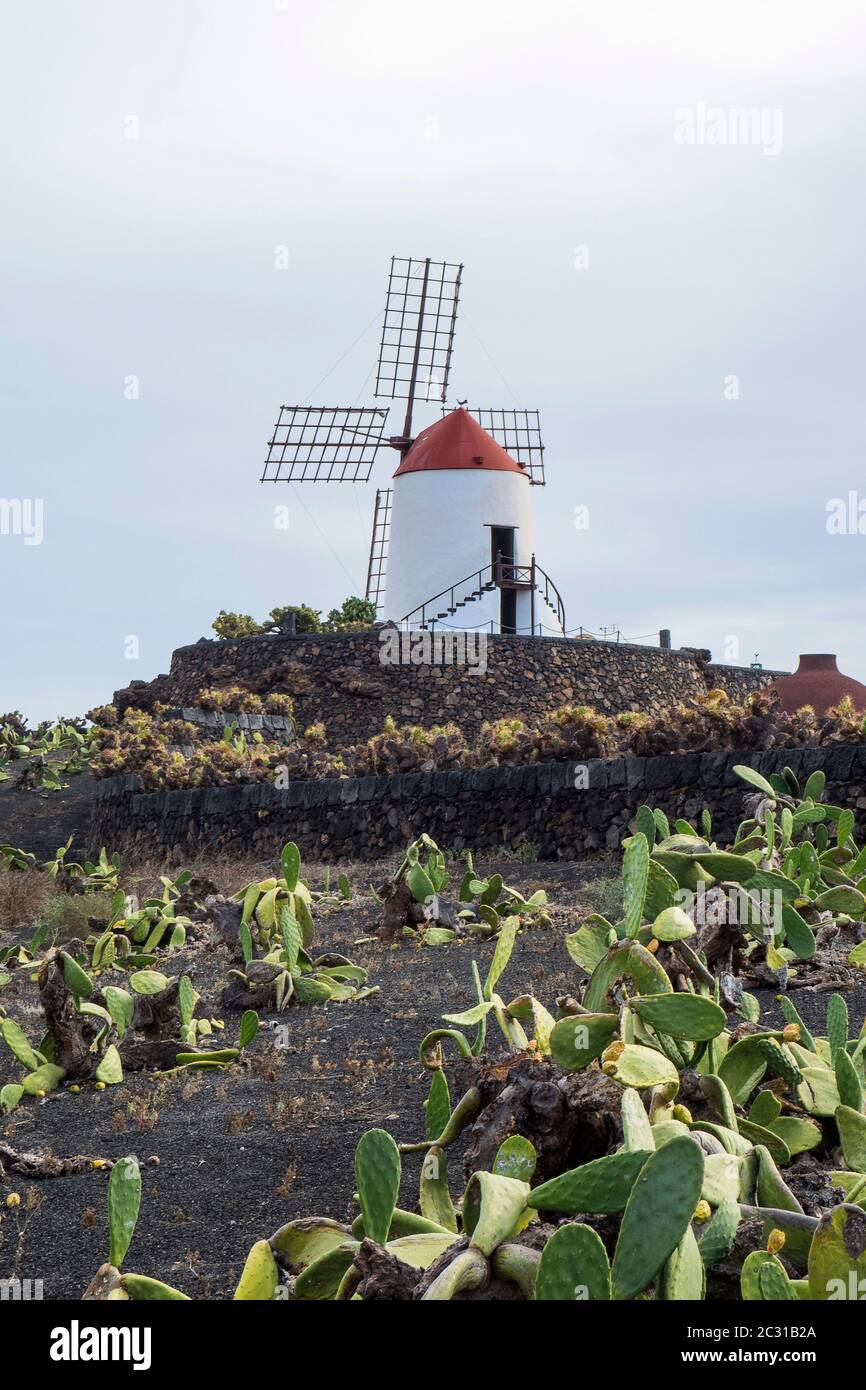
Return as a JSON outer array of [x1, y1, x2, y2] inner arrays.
[[229, 842, 373, 1006], [82, 1156, 190, 1300]]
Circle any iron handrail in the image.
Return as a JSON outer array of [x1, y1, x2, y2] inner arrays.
[[400, 553, 567, 633]]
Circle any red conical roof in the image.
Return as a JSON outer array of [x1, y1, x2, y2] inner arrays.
[[393, 408, 527, 478]]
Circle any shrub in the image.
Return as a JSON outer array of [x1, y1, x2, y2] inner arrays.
[[212, 611, 265, 640]]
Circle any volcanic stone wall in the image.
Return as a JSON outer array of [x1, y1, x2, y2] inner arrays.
[[89, 744, 866, 865], [119, 631, 784, 748]]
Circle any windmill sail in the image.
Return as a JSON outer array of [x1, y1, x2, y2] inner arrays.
[[261, 406, 389, 483], [462, 408, 546, 485]]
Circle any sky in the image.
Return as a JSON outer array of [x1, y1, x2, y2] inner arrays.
[[2, 0, 866, 722]]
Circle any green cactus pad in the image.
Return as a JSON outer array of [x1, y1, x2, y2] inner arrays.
[[737, 1119, 790, 1166], [603, 1043, 679, 1090], [650, 906, 696, 942], [355, 1129, 401, 1245], [535, 1223, 611, 1300], [493, 1135, 538, 1184], [621, 1089, 655, 1152], [757, 1262, 798, 1300], [826, 993, 850, 1063], [699, 1152, 741, 1207], [234, 1239, 279, 1300], [549, 1012, 618, 1072], [21, 1063, 65, 1096], [659, 1225, 705, 1300], [835, 1049, 864, 1113], [631, 993, 726, 1042], [611, 1136, 705, 1300], [836, 1105, 866, 1173], [424, 1069, 451, 1141], [107, 1156, 141, 1269], [530, 1148, 651, 1214], [0, 1018, 40, 1071], [269, 1217, 354, 1268], [420, 1246, 489, 1300], [420, 1145, 458, 1233], [120, 1274, 190, 1300], [755, 1145, 803, 1212], [385, 1232, 459, 1268], [748, 1089, 782, 1127], [780, 903, 816, 960], [692, 851, 758, 884], [797, 1064, 841, 1116], [766, 1116, 822, 1156], [621, 833, 650, 938], [740, 1250, 789, 1300], [293, 1243, 359, 1299], [808, 1203, 866, 1300], [718, 1038, 769, 1105], [463, 1171, 531, 1256], [698, 1195, 740, 1269], [492, 1243, 541, 1299], [584, 940, 672, 1013]]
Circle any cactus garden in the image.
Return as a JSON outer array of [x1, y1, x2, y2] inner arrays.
[[0, 761, 865, 1307]]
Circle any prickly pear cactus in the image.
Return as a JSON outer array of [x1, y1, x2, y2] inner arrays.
[[108, 1156, 141, 1269], [355, 1129, 401, 1245], [610, 1136, 704, 1300], [535, 1223, 610, 1301]]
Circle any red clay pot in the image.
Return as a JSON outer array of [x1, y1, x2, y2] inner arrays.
[[770, 654, 866, 715]]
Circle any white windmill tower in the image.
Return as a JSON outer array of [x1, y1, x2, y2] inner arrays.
[[261, 257, 565, 635]]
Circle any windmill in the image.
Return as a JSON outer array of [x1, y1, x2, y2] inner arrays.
[[261, 257, 564, 635]]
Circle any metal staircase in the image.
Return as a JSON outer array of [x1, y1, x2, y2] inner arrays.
[[365, 487, 392, 615], [401, 554, 566, 633]]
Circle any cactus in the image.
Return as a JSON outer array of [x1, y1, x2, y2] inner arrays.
[[621, 832, 650, 938], [755, 1145, 803, 1213], [630, 993, 726, 1042], [108, 1155, 141, 1268], [757, 1261, 799, 1300], [698, 1195, 740, 1269], [355, 1129, 401, 1245], [462, 1172, 531, 1257], [492, 1135, 537, 1184], [119, 1274, 190, 1300], [610, 1136, 704, 1300], [233, 1239, 279, 1300], [583, 939, 672, 1012], [835, 1048, 864, 1113], [421, 1247, 489, 1300], [530, 1149, 651, 1214], [808, 1203, 866, 1300], [535, 1223, 611, 1301], [424, 1068, 451, 1141], [419, 1146, 457, 1233], [659, 1226, 705, 1300], [621, 1089, 655, 1152], [602, 1042, 679, 1090], [549, 1012, 618, 1072], [835, 1105, 866, 1173]]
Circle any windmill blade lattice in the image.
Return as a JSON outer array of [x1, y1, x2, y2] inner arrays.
[[261, 406, 390, 483]]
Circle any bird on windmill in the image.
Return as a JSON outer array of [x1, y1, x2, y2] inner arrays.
[[260, 257, 565, 636]]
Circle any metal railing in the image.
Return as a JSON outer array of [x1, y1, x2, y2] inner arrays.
[[400, 553, 567, 633]]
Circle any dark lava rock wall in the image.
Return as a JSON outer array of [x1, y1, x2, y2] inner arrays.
[[89, 744, 866, 864], [116, 630, 784, 748]]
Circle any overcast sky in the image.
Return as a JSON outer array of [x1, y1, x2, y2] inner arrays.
[[2, 0, 866, 722]]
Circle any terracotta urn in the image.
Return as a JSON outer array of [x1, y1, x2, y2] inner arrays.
[[770, 654, 866, 715]]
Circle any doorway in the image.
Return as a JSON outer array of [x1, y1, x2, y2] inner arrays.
[[491, 526, 517, 634]]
